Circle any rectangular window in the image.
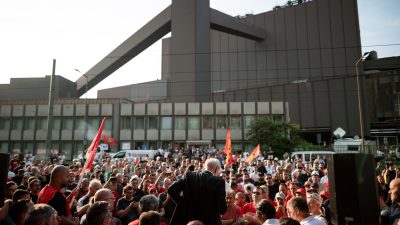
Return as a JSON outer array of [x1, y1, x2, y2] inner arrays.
[[12, 118, 23, 130], [0, 118, 11, 130], [76, 117, 85, 130], [216, 116, 227, 129], [188, 117, 200, 129], [89, 117, 99, 129], [37, 117, 47, 130], [120, 117, 132, 129], [12, 142, 21, 154], [104, 117, 112, 130], [35, 142, 46, 156], [202, 116, 214, 129], [0, 142, 9, 153], [244, 116, 255, 128], [161, 117, 172, 129], [25, 118, 35, 130], [230, 116, 241, 129], [63, 118, 73, 130], [24, 142, 34, 153], [53, 117, 61, 130], [148, 117, 158, 129], [175, 117, 186, 129], [134, 117, 145, 129]]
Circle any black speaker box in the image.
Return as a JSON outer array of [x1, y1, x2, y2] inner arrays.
[[0, 153, 10, 206], [327, 153, 380, 225]]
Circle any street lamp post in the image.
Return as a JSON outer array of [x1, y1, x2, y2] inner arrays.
[[75, 69, 89, 151], [355, 52, 370, 153]]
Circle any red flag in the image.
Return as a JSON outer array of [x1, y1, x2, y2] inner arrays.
[[245, 144, 260, 163], [225, 128, 233, 165], [103, 135, 116, 145], [82, 117, 107, 174]]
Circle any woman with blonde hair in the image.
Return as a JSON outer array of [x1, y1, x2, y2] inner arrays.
[[306, 193, 327, 225]]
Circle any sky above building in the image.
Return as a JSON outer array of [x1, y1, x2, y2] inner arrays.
[[1, 0, 399, 98]]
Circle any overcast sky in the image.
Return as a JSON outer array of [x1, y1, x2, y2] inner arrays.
[[1, 0, 399, 98]]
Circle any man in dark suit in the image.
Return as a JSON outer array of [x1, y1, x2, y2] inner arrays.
[[168, 158, 227, 225]]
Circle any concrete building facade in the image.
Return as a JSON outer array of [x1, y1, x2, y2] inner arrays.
[[0, 100, 286, 159]]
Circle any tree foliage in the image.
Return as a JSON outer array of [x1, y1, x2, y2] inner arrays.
[[246, 118, 301, 157]]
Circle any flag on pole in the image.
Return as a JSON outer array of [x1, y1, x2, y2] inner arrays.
[[245, 144, 260, 163], [225, 128, 233, 165], [82, 117, 107, 174], [103, 135, 116, 145]]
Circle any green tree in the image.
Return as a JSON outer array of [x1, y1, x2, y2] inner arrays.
[[246, 118, 301, 157]]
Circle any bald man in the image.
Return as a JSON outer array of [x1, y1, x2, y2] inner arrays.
[[168, 158, 227, 225], [383, 178, 400, 224], [37, 165, 77, 225]]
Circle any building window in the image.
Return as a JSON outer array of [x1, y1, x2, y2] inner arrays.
[[230, 116, 241, 129], [12, 142, 21, 154], [37, 117, 47, 130], [12, 118, 23, 130], [188, 117, 200, 129], [63, 118, 73, 130], [134, 117, 144, 129], [0, 142, 9, 153], [175, 117, 186, 130], [121, 117, 132, 129], [89, 117, 99, 129], [244, 115, 255, 129], [35, 142, 46, 156], [203, 116, 214, 129], [76, 117, 85, 130], [161, 117, 172, 129], [148, 117, 158, 129], [24, 118, 35, 130], [216, 116, 227, 129], [0, 118, 11, 130], [104, 117, 112, 130], [53, 117, 61, 130], [273, 115, 283, 122], [24, 142, 34, 153]]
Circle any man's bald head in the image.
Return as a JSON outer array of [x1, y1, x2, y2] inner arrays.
[[204, 158, 221, 175], [389, 178, 400, 203], [50, 165, 69, 188], [94, 188, 115, 211]]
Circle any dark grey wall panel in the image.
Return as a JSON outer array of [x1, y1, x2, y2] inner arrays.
[[299, 83, 314, 127], [235, 89, 247, 102], [259, 87, 271, 102], [246, 89, 258, 101], [344, 77, 360, 135], [271, 86, 284, 102], [295, 4, 308, 49], [309, 49, 322, 80], [313, 80, 330, 127], [238, 71, 247, 89], [221, 72, 229, 90], [317, 0, 332, 48], [285, 84, 300, 124], [224, 92, 235, 102], [275, 10, 286, 50], [321, 49, 334, 78], [342, 0, 359, 47], [264, 13, 276, 51], [329, 0, 345, 47], [306, 2, 320, 49], [277, 52, 288, 84], [333, 48, 346, 77], [285, 7, 297, 51], [329, 79, 348, 130]]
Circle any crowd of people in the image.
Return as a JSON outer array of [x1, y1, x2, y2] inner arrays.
[[0, 147, 359, 225]]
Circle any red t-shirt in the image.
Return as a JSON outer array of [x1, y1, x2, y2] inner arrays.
[[128, 220, 167, 225]]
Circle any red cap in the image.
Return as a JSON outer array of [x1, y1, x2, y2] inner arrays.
[[295, 188, 306, 196], [320, 190, 330, 199], [304, 181, 311, 187]]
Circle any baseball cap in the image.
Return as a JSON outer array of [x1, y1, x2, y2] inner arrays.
[[275, 192, 286, 200], [304, 181, 311, 187], [311, 171, 319, 176], [320, 190, 330, 199], [295, 188, 306, 196]]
